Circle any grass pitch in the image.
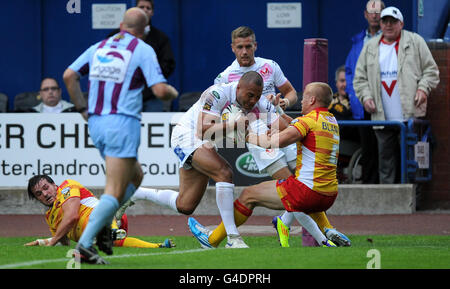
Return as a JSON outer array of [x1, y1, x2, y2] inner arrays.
[[0, 235, 449, 269]]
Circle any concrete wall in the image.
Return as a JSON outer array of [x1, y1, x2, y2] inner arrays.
[[0, 184, 416, 216]]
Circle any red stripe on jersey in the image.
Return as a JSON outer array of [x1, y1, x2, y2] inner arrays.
[[59, 180, 69, 188], [302, 131, 317, 152], [79, 187, 94, 200]]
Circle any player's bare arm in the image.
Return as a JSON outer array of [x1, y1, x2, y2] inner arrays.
[[151, 82, 179, 101], [277, 80, 297, 109], [48, 197, 80, 246], [247, 125, 302, 149], [63, 68, 88, 120], [266, 93, 293, 132]]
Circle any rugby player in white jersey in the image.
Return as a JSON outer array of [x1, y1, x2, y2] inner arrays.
[[123, 71, 287, 248], [189, 26, 351, 248]]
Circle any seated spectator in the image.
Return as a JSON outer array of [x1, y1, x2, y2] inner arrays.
[[329, 65, 352, 121], [329, 65, 358, 142], [33, 78, 76, 113]]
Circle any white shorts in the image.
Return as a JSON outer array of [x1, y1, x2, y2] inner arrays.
[[247, 142, 297, 172], [171, 125, 214, 169]]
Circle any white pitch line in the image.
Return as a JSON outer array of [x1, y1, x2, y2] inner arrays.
[[0, 248, 206, 269]]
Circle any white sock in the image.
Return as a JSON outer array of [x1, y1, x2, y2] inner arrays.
[[132, 187, 179, 212], [216, 182, 239, 236], [293, 212, 327, 244], [280, 211, 295, 227]]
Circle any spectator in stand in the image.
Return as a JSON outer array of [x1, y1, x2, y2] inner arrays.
[[33, 78, 76, 113], [329, 65, 357, 142], [329, 65, 352, 121], [353, 6, 440, 184], [109, 0, 176, 112], [344, 0, 384, 184]]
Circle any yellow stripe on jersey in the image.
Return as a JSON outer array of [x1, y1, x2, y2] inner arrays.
[[45, 179, 97, 242], [290, 108, 339, 195]]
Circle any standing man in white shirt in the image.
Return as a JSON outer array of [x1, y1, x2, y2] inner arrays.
[[354, 7, 439, 183]]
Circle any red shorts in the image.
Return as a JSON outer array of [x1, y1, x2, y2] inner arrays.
[[276, 176, 337, 214], [119, 214, 129, 232]]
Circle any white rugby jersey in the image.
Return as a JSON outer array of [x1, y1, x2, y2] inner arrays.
[[214, 57, 288, 97], [177, 82, 277, 133]]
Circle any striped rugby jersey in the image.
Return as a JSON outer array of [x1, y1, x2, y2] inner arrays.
[[45, 179, 98, 242], [290, 107, 339, 196], [68, 31, 166, 120]]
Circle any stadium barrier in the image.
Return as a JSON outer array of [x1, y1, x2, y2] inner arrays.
[[338, 119, 432, 184], [0, 184, 415, 215]]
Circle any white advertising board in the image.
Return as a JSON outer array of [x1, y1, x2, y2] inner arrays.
[[0, 113, 183, 187], [92, 4, 126, 29]]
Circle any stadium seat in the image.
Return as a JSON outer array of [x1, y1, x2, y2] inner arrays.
[[178, 91, 202, 112], [0, 93, 8, 112], [162, 99, 173, 112], [13, 92, 41, 112]]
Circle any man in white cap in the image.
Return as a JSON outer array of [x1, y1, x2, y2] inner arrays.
[[353, 6, 440, 184]]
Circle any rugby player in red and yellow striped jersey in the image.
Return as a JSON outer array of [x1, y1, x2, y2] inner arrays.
[[25, 175, 174, 249]]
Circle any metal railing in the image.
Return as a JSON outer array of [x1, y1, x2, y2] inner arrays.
[[337, 119, 432, 184]]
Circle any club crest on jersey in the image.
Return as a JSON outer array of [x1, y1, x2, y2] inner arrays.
[[258, 63, 273, 81], [61, 187, 70, 195]]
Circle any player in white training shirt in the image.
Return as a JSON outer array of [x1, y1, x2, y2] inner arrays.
[[214, 37, 298, 179]]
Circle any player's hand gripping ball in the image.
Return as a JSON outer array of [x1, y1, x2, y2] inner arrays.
[[221, 104, 247, 145]]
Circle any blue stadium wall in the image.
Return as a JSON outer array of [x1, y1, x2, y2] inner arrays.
[[1, 0, 447, 111]]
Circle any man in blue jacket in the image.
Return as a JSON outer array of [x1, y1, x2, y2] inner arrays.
[[344, 0, 384, 184]]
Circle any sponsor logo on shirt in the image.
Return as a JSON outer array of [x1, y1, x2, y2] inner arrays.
[[90, 48, 132, 83]]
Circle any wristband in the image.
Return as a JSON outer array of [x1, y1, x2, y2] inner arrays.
[[284, 98, 290, 108], [275, 105, 285, 115], [37, 238, 51, 246]]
